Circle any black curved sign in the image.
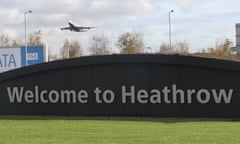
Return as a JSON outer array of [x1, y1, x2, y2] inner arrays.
[[0, 54, 240, 118]]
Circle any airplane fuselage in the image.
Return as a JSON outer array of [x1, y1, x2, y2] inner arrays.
[[61, 21, 95, 32]]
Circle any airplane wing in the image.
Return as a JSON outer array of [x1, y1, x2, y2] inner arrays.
[[75, 26, 96, 30], [60, 27, 71, 30]]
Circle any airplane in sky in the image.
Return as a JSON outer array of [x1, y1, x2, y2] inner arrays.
[[60, 21, 96, 32]]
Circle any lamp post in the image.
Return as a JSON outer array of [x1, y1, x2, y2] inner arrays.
[[24, 10, 32, 66], [168, 9, 174, 49]]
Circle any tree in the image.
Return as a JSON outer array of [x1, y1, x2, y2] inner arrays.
[[60, 39, 82, 59], [116, 32, 145, 54], [0, 34, 10, 46], [12, 40, 22, 46], [159, 41, 189, 54], [28, 31, 43, 46], [61, 39, 70, 59], [205, 37, 233, 56], [48, 50, 59, 61], [159, 42, 172, 53], [215, 37, 232, 55], [174, 41, 189, 53], [0, 32, 41, 47], [69, 40, 82, 58], [89, 35, 111, 55]]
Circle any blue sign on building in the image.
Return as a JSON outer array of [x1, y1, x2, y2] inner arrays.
[[0, 45, 46, 73], [21, 46, 44, 67]]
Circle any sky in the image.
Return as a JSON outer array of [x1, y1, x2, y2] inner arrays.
[[0, 0, 240, 55]]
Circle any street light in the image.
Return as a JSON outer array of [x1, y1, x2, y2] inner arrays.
[[24, 10, 32, 66], [168, 9, 174, 49]]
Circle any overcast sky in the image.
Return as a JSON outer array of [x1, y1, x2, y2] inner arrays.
[[1, 0, 240, 55]]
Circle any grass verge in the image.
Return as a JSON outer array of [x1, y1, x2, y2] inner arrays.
[[0, 118, 240, 144]]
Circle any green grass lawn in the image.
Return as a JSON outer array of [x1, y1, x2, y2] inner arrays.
[[0, 118, 240, 144]]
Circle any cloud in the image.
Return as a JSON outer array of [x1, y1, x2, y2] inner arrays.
[[0, 0, 239, 54], [0, 8, 23, 25], [175, 0, 203, 9], [2, 28, 18, 39]]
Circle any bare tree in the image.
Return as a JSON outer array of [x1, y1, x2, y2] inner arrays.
[[215, 37, 232, 54], [61, 39, 69, 58], [0, 32, 40, 47], [48, 50, 59, 61], [116, 32, 145, 54], [60, 39, 82, 59], [204, 37, 232, 55], [159, 42, 172, 53], [28, 31, 43, 46], [89, 35, 111, 55], [174, 41, 189, 53], [12, 40, 23, 46], [69, 40, 82, 58], [0, 34, 10, 46], [159, 41, 189, 54]]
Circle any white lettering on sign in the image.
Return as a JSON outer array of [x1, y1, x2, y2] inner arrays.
[[6, 85, 234, 104], [94, 87, 115, 103], [27, 53, 38, 60], [121, 85, 233, 104], [7, 86, 88, 104]]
